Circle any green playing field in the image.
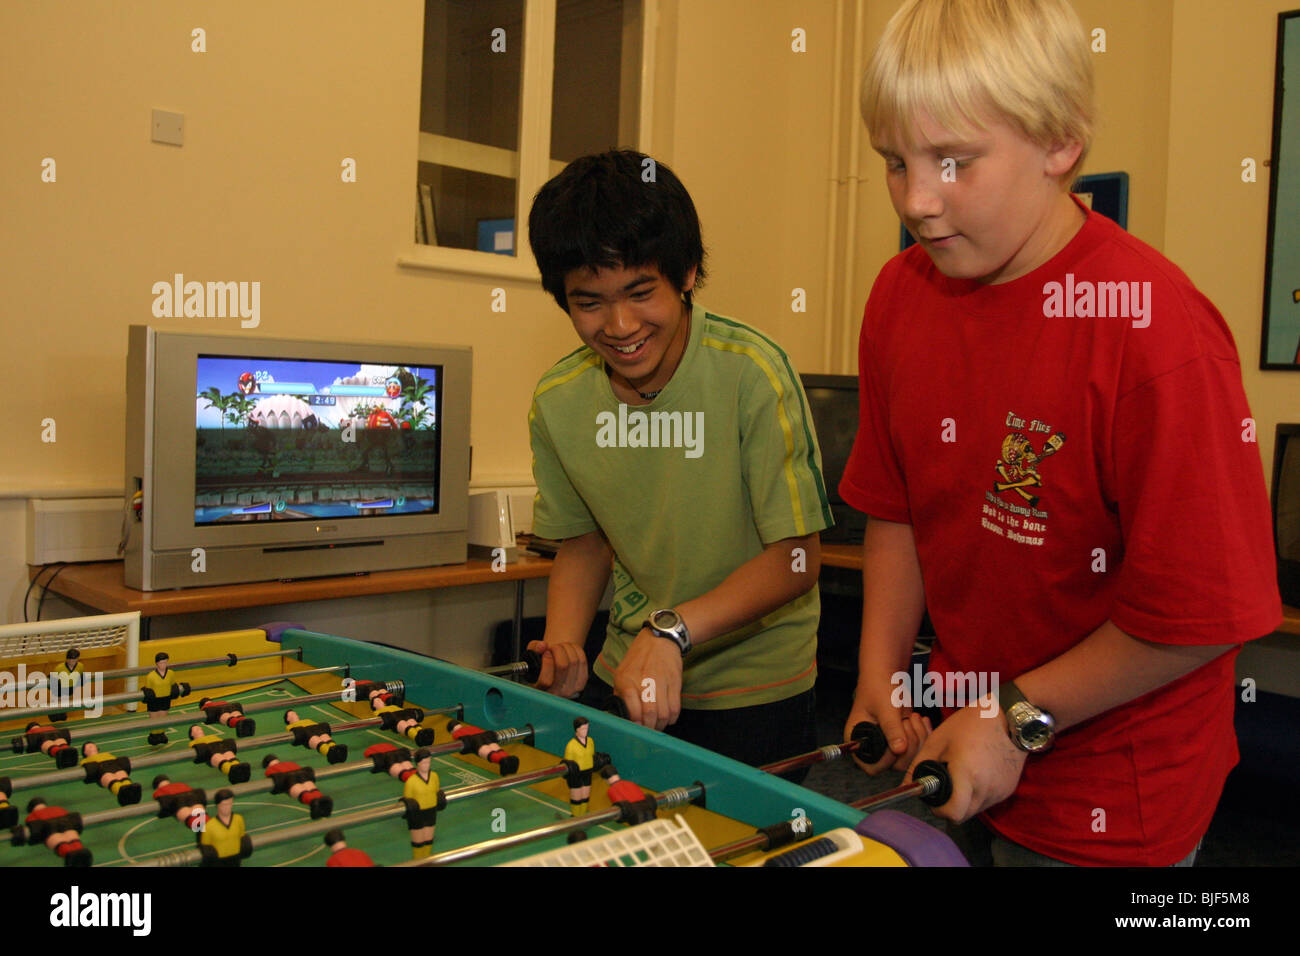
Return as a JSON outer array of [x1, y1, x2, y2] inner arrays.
[[2, 679, 625, 868]]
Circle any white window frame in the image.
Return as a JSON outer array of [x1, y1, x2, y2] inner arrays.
[[398, 0, 658, 281]]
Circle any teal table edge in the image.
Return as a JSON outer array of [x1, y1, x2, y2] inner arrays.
[[285, 628, 869, 837]]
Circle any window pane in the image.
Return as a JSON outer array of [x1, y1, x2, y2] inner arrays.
[[551, 0, 641, 165], [417, 0, 524, 253]]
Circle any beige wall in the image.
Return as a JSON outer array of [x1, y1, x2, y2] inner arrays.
[[3, 0, 1296, 627], [1164, 0, 1300, 491]]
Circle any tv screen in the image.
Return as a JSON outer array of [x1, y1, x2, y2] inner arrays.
[[194, 355, 441, 525]]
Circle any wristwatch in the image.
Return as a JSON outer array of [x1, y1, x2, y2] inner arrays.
[[999, 680, 1056, 753], [643, 608, 692, 657]]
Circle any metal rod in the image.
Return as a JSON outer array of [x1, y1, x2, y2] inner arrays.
[[8, 712, 386, 792], [759, 741, 860, 777], [849, 773, 941, 812], [50, 682, 427, 742], [0, 665, 349, 723], [20, 649, 302, 686]]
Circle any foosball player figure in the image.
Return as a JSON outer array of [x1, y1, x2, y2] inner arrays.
[[20, 798, 91, 866], [262, 754, 333, 818], [197, 789, 251, 868], [198, 697, 255, 737], [152, 774, 206, 832], [563, 718, 595, 816], [324, 828, 375, 867], [401, 747, 444, 859], [50, 648, 84, 721], [142, 653, 190, 745], [282, 709, 348, 763], [365, 685, 401, 708], [599, 764, 645, 804], [79, 741, 143, 806], [188, 724, 252, 784], [0, 777, 16, 828], [18, 721, 78, 768], [364, 742, 415, 782], [446, 718, 520, 776], [369, 694, 434, 747]]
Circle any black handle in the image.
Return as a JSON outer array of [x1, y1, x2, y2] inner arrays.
[[912, 759, 952, 806], [849, 721, 889, 764], [522, 649, 543, 684]]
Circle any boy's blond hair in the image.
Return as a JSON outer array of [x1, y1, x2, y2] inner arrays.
[[861, 0, 1095, 184]]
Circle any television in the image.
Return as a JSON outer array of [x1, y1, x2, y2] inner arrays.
[[1273, 423, 1300, 607], [124, 326, 471, 590], [800, 373, 867, 545]]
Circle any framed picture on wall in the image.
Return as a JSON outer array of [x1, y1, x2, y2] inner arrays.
[[1261, 9, 1300, 370]]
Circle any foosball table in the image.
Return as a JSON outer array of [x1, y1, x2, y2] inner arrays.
[[0, 616, 967, 868]]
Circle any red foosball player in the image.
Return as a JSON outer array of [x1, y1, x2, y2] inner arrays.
[[599, 764, 645, 804], [401, 748, 444, 859], [368, 693, 434, 747], [20, 798, 91, 866], [188, 725, 252, 784], [0, 777, 16, 828], [79, 741, 143, 806], [363, 742, 415, 782], [564, 717, 595, 816], [151, 774, 206, 832], [283, 710, 349, 764], [197, 789, 251, 868], [198, 697, 255, 737], [17, 721, 78, 768], [446, 719, 520, 776], [50, 648, 84, 721], [323, 828, 374, 867], [261, 754, 333, 818]]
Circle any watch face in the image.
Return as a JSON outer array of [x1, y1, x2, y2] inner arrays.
[[651, 609, 681, 630]]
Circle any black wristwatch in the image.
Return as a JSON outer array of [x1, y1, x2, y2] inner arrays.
[[999, 680, 1056, 753], [643, 608, 692, 657]]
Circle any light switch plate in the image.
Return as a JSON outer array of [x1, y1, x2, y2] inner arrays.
[[151, 109, 184, 146]]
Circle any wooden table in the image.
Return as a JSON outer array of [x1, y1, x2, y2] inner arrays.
[[27, 554, 555, 654]]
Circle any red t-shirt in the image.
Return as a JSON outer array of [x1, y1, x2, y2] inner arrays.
[[327, 848, 375, 867], [840, 199, 1281, 865]]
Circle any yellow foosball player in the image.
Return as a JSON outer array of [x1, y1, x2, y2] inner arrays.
[[563, 717, 607, 817], [142, 653, 190, 745], [198, 789, 251, 868], [401, 747, 444, 859], [0, 778, 15, 829], [188, 725, 252, 784], [367, 691, 434, 747], [283, 710, 348, 763], [79, 741, 143, 806], [49, 648, 84, 721]]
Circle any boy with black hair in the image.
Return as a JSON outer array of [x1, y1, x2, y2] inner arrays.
[[842, 0, 1280, 866], [526, 150, 831, 770]]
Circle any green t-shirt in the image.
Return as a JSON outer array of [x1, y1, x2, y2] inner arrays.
[[529, 304, 832, 709]]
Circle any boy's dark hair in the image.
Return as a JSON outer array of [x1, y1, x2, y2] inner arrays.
[[528, 150, 707, 312]]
